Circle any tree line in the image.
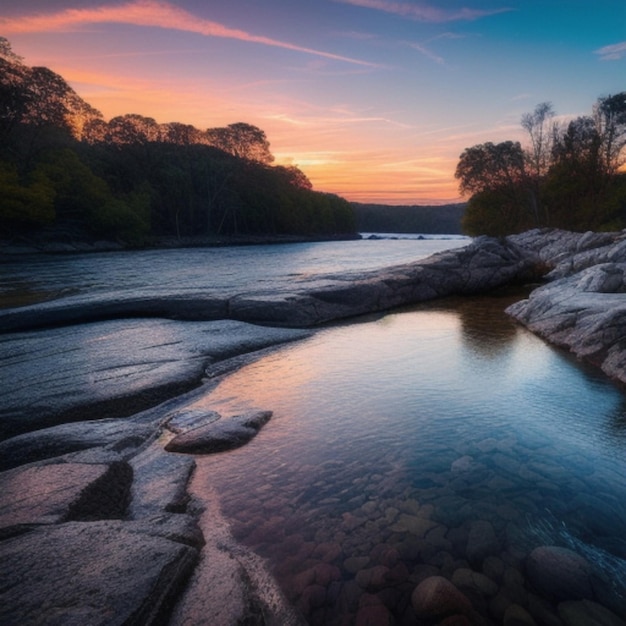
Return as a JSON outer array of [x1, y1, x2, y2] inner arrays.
[[0, 38, 355, 245], [455, 94, 626, 235]]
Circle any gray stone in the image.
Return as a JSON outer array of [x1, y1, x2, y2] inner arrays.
[[411, 575, 474, 619], [466, 520, 500, 567], [504, 604, 538, 626], [0, 418, 155, 472], [129, 444, 196, 516], [0, 460, 132, 532], [165, 410, 272, 453], [558, 599, 626, 626], [0, 318, 308, 439], [526, 546, 594, 601], [0, 519, 199, 626]]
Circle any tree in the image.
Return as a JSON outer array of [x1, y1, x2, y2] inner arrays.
[[521, 102, 556, 178], [205, 123, 274, 164], [455, 141, 526, 196], [593, 92, 626, 176]]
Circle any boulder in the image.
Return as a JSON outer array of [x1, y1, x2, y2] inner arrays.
[[411, 575, 474, 619], [558, 599, 626, 626], [165, 410, 272, 453], [0, 417, 155, 472], [0, 459, 132, 532], [526, 546, 594, 601], [0, 519, 199, 626]]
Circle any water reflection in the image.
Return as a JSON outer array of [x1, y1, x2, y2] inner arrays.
[[187, 295, 626, 624]]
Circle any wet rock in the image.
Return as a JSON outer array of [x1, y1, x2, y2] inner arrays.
[[0, 418, 154, 472], [390, 513, 438, 537], [164, 408, 222, 433], [355, 594, 394, 626], [466, 520, 500, 567], [558, 599, 626, 626], [356, 565, 391, 591], [0, 519, 199, 626], [503, 604, 538, 626], [165, 410, 272, 453], [0, 459, 132, 532], [411, 575, 473, 619], [451, 568, 498, 597], [526, 546, 594, 601], [344, 556, 371, 574], [129, 444, 195, 516]]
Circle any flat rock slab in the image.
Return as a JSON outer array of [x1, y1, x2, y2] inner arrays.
[[0, 519, 199, 626], [0, 458, 133, 536], [165, 410, 272, 454], [129, 444, 196, 517], [0, 417, 155, 472], [0, 319, 308, 439]]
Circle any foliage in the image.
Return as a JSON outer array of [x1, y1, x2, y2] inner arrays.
[[457, 93, 626, 235], [0, 40, 356, 244]]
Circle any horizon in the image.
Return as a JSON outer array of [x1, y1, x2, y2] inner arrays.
[[1, 1, 624, 205]]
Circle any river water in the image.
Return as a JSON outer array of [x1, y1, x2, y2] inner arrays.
[[2, 236, 626, 623]]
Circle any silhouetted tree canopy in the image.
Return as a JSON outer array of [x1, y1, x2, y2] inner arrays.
[[0, 40, 355, 244], [457, 93, 626, 235]]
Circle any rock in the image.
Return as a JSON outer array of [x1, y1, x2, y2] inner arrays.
[[0, 460, 132, 532], [504, 604, 538, 626], [390, 513, 438, 537], [165, 410, 272, 453], [466, 520, 500, 567], [355, 594, 394, 626], [0, 418, 155, 472], [164, 408, 222, 434], [411, 575, 474, 619], [129, 444, 196, 516], [0, 318, 308, 439], [526, 546, 594, 601], [558, 599, 626, 626], [451, 568, 498, 597], [344, 556, 371, 574], [0, 519, 199, 626]]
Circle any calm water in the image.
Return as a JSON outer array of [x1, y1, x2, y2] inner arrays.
[[186, 293, 626, 624], [2, 237, 626, 622], [0, 236, 468, 308]]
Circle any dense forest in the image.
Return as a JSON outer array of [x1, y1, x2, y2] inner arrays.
[[456, 96, 626, 236], [0, 38, 356, 246], [352, 202, 465, 234]]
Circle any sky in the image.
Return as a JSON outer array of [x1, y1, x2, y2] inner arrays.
[[1, 1, 624, 204]]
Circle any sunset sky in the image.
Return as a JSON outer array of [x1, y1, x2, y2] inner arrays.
[[1, 1, 624, 204]]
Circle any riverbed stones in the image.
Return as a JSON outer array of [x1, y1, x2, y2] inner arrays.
[[557, 599, 626, 626], [526, 546, 594, 601], [411, 575, 474, 619], [164, 410, 272, 453]]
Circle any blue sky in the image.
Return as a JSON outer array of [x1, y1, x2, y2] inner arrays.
[[1, 0, 624, 203]]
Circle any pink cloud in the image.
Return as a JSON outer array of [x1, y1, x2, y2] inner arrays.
[[335, 0, 513, 22], [0, 0, 380, 67]]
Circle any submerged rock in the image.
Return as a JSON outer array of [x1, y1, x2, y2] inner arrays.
[[411, 575, 474, 619], [526, 546, 594, 602]]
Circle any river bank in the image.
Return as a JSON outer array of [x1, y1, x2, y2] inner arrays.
[[1, 228, 626, 624]]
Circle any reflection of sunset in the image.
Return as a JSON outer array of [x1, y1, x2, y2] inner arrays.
[[2, 0, 622, 204]]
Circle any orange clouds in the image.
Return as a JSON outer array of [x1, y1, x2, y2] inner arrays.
[[0, 0, 380, 67]]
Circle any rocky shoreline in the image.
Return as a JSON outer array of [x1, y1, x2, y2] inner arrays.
[[1, 228, 626, 624]]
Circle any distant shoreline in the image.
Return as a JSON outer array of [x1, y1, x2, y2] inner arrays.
[[0, 232, 363, 257]]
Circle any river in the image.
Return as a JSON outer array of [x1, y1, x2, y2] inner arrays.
[[1, 235, 626, 624]]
